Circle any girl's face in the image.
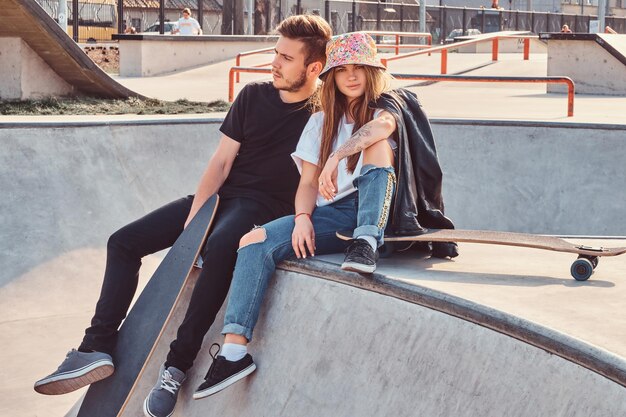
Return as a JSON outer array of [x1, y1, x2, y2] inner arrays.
[[333, 64, 367, 103]]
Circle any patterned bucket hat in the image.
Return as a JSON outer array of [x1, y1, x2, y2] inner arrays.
[[320, 32, 386, 79]]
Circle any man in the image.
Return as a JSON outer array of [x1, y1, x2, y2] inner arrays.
[[174, 8, 202, 35], [34, 15, 331, 417]]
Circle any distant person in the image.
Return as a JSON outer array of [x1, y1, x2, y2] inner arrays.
[[124, 26, 136, 34], [491, 0, 499, 8], [175, 8, 202, 35], [561, 24, 572, 33]]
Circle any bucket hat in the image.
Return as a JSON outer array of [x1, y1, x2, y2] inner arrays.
[[320, 32, 386, 79]]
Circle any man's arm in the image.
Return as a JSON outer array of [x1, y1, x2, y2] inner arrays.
[[184, 135, 240, 228]]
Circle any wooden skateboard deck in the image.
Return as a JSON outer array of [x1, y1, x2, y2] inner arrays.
[[77, 195, 219, 417], [337, 229, 626, 281]]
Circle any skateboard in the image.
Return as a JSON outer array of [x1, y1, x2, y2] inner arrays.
[[77, 194, 219, 417], [336, 229, 626, 281]]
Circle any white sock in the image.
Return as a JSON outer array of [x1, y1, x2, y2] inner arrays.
[[221, 343, 247, 362], [356, 235, 377, 251]]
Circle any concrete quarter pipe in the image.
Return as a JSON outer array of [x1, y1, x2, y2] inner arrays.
[[0, 0, 141, 99]]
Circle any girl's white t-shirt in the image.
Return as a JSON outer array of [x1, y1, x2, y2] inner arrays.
[[291, 111, 363, 207]]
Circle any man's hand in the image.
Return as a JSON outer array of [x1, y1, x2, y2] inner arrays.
[[292, 215, 315, 258], [318, 154, 339, 201]]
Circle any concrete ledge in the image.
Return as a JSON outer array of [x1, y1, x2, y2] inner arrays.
[[281, 257, 626, 388], [2, 118, 625, 235], [115, 34, 278, 77]]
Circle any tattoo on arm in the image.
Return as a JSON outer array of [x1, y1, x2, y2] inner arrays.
[[331, 124, 375, 161]]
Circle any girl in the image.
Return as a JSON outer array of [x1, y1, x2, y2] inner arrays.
[[192, 32, 455, 399]]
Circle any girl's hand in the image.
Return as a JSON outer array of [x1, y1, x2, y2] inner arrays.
[[292, 215, 315, 258], [318, 154, 339, 201]]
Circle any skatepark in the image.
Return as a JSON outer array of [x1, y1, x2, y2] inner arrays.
[[2, 2, 626, 416]]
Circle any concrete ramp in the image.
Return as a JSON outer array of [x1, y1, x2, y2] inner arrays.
[[73, 259, 626, 417], [0, 0, 141, 99], [542, 33, 626, 95]]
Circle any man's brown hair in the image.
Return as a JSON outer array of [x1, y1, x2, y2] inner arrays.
[[275, 15, 332, 67]]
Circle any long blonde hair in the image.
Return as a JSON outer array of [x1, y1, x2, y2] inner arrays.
[[317, 66, 392, 174]]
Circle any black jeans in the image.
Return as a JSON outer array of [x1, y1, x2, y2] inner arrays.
[[79, 195, 282, 372]]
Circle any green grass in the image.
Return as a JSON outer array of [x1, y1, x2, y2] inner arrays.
[[0, 97, 230, 115]]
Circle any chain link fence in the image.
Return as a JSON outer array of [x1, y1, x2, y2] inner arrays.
[[35, 0, 626, 42]]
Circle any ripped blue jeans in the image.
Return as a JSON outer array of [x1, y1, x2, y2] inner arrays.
[[222, 165, 395, 341]]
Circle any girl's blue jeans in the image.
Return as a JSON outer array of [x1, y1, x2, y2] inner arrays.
[[222, 165, 395, 341]]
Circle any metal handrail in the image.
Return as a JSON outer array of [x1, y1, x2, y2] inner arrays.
[[365, 30, 432, 55], [382, 34, 539, 74], [228, 67, 575, 117], [229, 67, 272, 101], [393, 74, 574, 117], [235, 46, 274, 82], [234, 30, 435, 83]]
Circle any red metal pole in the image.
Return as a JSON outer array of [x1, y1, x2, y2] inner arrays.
[[236, 55, 241, 83], [395, 34, 400, 55], [523, 38, 530, 61], [441, 49, 447, 74], [492, 38, 499, 61], [229, 68, 236, 102], [428, 34, 432, 56], [566, 79, 575, 117]]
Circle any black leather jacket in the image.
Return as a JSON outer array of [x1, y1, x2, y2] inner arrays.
[[373, 89, 459, 258]]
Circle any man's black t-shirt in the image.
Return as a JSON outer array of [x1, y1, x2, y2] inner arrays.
[[219, 81, 312, 214]]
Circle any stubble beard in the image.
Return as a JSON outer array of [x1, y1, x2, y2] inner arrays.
[[274, 69, 308, 93]]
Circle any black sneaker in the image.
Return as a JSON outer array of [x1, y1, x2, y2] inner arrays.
[[192, 343, 256, 399], [341, 238, 379, 274]]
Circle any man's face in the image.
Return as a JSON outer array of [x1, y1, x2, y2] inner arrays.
[[271, 37, 310, 93], [183, 12, 190, 19]]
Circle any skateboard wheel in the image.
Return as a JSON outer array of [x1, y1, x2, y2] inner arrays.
[[379, 242, 396, 258], [571, 258, 594, 281]]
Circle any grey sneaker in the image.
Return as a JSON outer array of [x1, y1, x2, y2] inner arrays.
[[34, 349, 114, 395], [143, 365, 186, 417]]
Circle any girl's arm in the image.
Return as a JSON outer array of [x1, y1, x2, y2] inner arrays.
[[331, 110, 396, 161], [292, 161, 320, 258], [318, 110, 396, 200]]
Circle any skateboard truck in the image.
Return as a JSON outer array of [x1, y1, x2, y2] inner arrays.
[[575, 245, 607, 252]]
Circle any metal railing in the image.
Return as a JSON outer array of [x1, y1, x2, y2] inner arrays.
[[366, 30, 432, 54], [393, 74, 575, 117], [381, 34, 538, 75], [235, 47, 274, 82], [234, 30, 433, 83], [227, 66, 575, 117]]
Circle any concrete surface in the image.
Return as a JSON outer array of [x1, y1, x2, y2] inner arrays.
[[108, 51, 626, 124], [1, 118, 625, 417], [546, 35, 626, 95], [116, 35, 278, 77], [96, 261, 626, 417], [0, 38, 74, 100]]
